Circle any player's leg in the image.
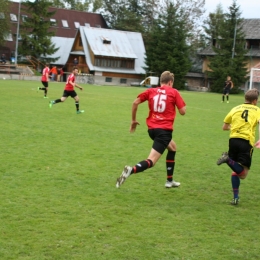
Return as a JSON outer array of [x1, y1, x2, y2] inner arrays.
[[116, 129, 168, 188], [165, 139, 180, 188], [49, 91, 67, 108], [38, 81, 46, 93], [226, 93, 229, 103], [43, 82, 49, 98], [73, 93, 84, 114]]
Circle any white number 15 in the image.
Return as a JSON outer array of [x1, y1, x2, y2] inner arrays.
[[153, 94, 167, 112]]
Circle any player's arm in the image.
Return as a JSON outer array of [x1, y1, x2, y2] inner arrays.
[[231, 81, 234, 89], [75, 83, 83, 90], [178, 106, 186, 115], [130, 97, 141, 133], [255, 120, 260, 148], [222, 122, 231, 130]]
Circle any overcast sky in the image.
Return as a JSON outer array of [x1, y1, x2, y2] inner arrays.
[[205, 0, 259, 19]]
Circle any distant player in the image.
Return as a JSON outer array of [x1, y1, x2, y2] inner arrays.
[[116, 71, 186, 188], [38, 63, 50, 98], [217, 88, 260, 205], [49, 67, 84, 114], [221, 76, 234, 103]]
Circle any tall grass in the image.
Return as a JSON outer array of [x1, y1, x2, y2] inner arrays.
[[0, 79, 260, 259]]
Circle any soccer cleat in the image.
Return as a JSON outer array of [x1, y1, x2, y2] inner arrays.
[[165, 180, 181, 188], [231, 197, 239, 205], [221, 101, 224, 103], [216, 152, 229, 165], [76, 110, 84, 114], [44, 96, 49, 99], [116, 166, 132, 188], [37, 87, 40, 92], [49, 101, 54, 108], [227, 101, 229, 103]]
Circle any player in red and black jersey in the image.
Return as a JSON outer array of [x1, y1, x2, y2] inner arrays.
[[49, 67, 84, 114], [38, 64, 50, 98], [222, 76, 234, 103], [116, 71, 186, 188]]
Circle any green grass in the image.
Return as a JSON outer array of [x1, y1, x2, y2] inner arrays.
[[1, 79, 260, 259]]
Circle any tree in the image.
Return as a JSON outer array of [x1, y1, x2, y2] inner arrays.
[[101, 0, 144, 32], [206, 1, 248, 93], [145, 3, 191, 89], [19, 0, 59, 63], [203, 4, 225, 47], [0, 0, 10, 47]]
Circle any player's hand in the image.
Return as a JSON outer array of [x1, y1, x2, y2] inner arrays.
[[130, 121, 140, 133], [80, 87, 83, 91], [255, 140, 260, 148]]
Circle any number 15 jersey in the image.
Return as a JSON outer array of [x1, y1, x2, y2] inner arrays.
[[138, 85, 186, 131], [224, 103, 260, 146]]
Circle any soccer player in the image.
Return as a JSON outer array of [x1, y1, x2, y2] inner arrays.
[[49, 67, 84, 114], [38, 64, 50, 98], [221, 76, 234, 103], [116, 71, 186, 188], [217, 88, 260, 205]]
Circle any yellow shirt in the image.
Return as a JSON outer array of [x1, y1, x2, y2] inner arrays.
[[224, 103, 260, 146]]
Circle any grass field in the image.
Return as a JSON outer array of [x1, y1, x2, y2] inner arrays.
[[1, 79, 260, 260]]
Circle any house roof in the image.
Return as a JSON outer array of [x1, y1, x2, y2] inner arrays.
[[79, 26, 146, 74], [8, 1, 107, 38], [49, 37, 74, 65], [198, 19, 260, 57], [242, 19, 260, 39]]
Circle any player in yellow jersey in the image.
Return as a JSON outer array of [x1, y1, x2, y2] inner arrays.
[[217, 88, 260, 205]]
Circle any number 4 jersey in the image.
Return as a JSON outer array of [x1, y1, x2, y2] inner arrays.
[[224, 103, 260, 146], [137, 86, 186, 131]]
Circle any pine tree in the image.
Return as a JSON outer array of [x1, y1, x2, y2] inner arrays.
[[207, 1, 248, 93], [19, 0, 59, 63], [145, 3, 191, 89]]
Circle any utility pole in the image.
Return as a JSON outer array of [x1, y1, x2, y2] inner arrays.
[[14, 0, 21, 65], [232, 17, 237, 59]]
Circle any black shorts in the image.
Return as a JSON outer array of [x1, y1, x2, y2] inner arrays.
[[148, 128, 172, 154], [228, 138, 253, 168], [41, 81, 48, 88], [62, 90, 77, 98], [223, 87, 231, 95]]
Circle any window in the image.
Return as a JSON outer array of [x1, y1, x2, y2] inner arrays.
[[94, 58, 101, 66], [74, 22, 80, 28], [105, 77, 112, 82], [62, 20, 69, 28], [50, 18, 57, 27], [5, 32, 13, 41], [10, 14, 17, 22], [0, 12, 5, 19], [120, 79, 127, 84], [22, 15, 28, 22]]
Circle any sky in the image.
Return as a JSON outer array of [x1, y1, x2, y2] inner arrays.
[[205, 0, 260, 19]]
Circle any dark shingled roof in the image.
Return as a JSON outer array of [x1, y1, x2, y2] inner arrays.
[[242, 19, 260, 39], [198, 19, 260, 57]]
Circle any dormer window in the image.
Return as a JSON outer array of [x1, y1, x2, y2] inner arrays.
[[10, 14, 17, 22], [50, 18, 57, 27], [101, 36, 111, 44], [74, 22, 80, 28]]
